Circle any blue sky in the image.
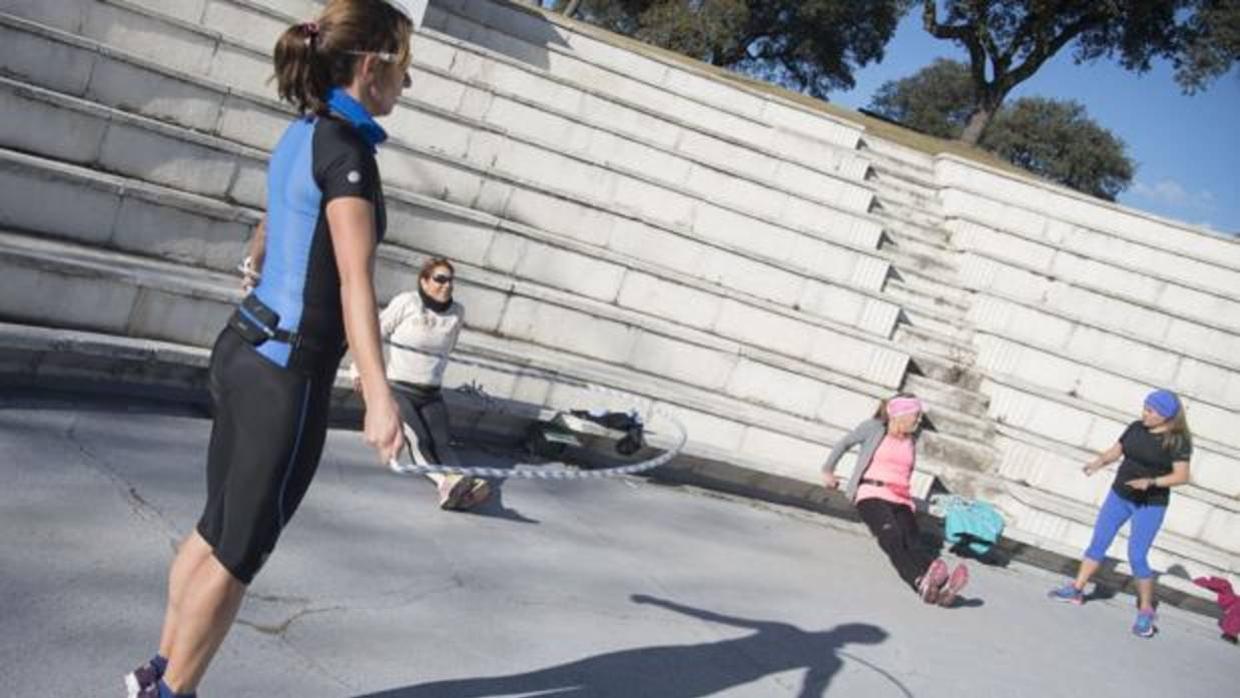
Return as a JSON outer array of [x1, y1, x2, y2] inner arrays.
[[833, 12, 1240, 235]]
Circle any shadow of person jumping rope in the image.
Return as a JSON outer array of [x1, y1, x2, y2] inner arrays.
[[354, 594, 899, 697]]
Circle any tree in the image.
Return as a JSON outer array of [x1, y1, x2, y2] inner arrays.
[[920, 0, 1240, 144], [868, 60, 1134, 200], [869, 58, 977, 138], [984, 97, 1134, 201], [550, 1, 911, 98]]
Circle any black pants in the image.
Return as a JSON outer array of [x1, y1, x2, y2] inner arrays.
[[392, 382, 457, 466], [196, 327, 339, 584], [856, 498, 934, 589]]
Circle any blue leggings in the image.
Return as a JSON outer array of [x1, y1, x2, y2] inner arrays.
[[1083, 490, 1167, 579]]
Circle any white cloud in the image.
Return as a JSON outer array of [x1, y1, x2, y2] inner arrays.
[[1130, 178, 1217, 213]]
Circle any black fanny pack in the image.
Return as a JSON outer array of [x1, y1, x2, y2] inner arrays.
[[228, 295, 329, 353]]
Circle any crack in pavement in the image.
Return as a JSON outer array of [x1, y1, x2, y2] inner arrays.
[[63, 415, 182, 546]]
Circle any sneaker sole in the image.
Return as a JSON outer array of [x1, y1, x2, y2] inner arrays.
[[920, 560, 949, 603], [124, 672, 141, 698], [937, 566, 970, 608]]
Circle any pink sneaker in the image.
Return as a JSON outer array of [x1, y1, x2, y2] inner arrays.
[[937, 563, 970, 607], [918, 559, 949, 603]]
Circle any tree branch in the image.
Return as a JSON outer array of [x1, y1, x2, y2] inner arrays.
[[923, 1, 989, 88], [1001, 11, 1105, 91]]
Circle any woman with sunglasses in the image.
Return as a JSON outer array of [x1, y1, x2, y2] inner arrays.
[[126, 2, 417, 696], [821, 395, 969, 606], [354, 257, 491, 510]]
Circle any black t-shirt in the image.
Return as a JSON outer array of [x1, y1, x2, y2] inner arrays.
[[1112, 421, 1191, 506]]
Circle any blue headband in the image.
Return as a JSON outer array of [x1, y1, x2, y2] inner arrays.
[[326, 87, 387, 152], [1144, 389, 1180, 419]]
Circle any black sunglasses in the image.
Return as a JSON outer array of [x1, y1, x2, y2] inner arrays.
[[430, 274, 454, 284]]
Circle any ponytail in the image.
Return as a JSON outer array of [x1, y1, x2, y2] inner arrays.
[[274, 22, 329, 114], [272, 0, 413, 116]]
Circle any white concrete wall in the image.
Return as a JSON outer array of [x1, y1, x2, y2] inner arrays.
[[936, 153, 1240, 580]]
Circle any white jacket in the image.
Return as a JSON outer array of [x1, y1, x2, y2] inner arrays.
[[352, 291, 464, 387]]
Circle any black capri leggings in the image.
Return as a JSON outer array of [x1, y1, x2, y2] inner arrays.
[[856, 497, 935, 589], [392, 382, 458, 467], [196, 327, 339, 584]]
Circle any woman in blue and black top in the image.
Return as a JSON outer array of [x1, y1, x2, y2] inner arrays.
[[125, 2, 416, 696], [1048, 389, 1193, 639]]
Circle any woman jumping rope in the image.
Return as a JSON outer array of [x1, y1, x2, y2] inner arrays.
[[1048, 389, 1192, 638], [125, 2, 416, 695]]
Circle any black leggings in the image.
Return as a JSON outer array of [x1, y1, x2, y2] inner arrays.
[[856, 498, 934, 590], [393, 383, 457, 467], [197, 327, 338, 584]]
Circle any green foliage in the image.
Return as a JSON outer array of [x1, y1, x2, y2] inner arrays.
[[868, 60, 1135, 200], [869, 58, 975, 138], [982, 98, 1135, 201], [560, 1, 911, 98], [1177, 0, 1240, 92], [920, 0, 1239, 143]]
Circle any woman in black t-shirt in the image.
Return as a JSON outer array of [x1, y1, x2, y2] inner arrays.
[[1047, 389, 1192, 638]]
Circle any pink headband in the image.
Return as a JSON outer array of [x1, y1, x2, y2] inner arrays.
[[887, 397, 922, 418]]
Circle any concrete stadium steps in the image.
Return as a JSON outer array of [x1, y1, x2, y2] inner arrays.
[[24, 0, 881, 221], [0, 233, 929, 489], [0, 9, 906, 334], [0, 77, 269, 208], [983, 421, 1239, 586], [993, 427, 1240, 529], [937, 155, 1240, 272], [0, 147, 910, 391], [0, 230, 240, 348], [426, 0, 868, 157], [974, 332, 1239, 450], [0, 225, 904, 442], [964, 260, 1240, 379], [0, 83, 903, 354], [951, 218, 1240, 336], [995, 482, 1237, 593], [200, 0, 882, 220], [903, 372, 990, 418], [0, 149, 259, 271], [982, 376, 1240, 501]]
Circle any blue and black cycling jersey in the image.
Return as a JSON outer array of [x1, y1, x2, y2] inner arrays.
[[249, 89, 388, 370]]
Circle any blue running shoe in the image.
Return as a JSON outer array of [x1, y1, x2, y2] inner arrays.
[[1048, 582, 1084, 605], [124, 661, 161, 697], [1133, 610, 1156, 638]]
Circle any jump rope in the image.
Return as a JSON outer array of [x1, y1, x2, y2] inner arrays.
[[381, 342, 688, 480]]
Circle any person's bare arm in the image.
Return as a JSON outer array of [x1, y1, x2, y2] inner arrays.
[[1083, 442, 1123, 476], [326, 198, 402, 463], [241, 217, 267, 293], [1128, 461, 1191, 491]]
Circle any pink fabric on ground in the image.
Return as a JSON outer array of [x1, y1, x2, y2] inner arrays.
[[855, 434, 915, 509], [1194, 576, 1240, 639]]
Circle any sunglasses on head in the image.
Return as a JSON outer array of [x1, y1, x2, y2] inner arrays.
[[430, 274, 453, 284]]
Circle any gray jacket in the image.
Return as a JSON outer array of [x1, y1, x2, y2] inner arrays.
[[821, 418, 917, 503]]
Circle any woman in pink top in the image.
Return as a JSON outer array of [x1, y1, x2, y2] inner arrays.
[[821, 395, 969, 606]]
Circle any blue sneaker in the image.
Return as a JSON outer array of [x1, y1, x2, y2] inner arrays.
[[1133, 610, 1156, 638], [124, 661, 161, 697], [1048, 582, 1084, 604]]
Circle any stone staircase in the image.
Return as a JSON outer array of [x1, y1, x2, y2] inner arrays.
[[856, 138, 999, 497]]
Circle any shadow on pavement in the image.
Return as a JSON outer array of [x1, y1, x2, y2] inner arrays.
[[353, 595, 898, 697], [461, 477, 539, 525]]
